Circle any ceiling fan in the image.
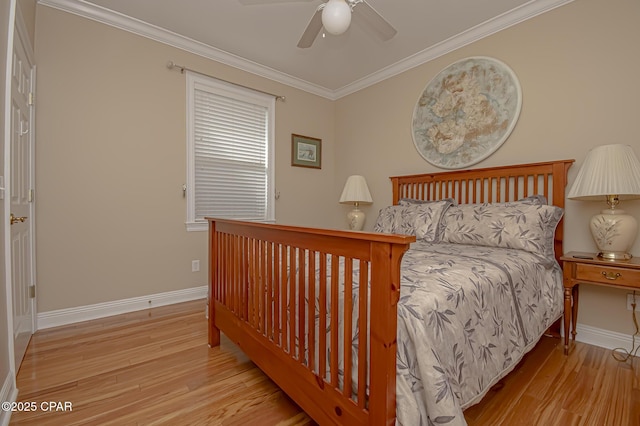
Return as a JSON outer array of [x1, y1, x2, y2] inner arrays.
[[239, 0, 396, 48], [297, 0, 397, 48]]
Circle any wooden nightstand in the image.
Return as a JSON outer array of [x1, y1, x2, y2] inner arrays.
[[560, 252, 640, 354]]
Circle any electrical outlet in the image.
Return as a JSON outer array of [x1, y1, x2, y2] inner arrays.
[[192, 260, 200, 272], [627, 293, 639, 311]]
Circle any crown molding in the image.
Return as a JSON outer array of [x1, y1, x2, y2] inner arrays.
[[335, 0, 574, 98], [38, 0, 334, 98], [39, 0, 573, 101]]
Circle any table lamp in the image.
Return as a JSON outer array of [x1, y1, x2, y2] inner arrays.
[[339, 175, 373, 231], [567, 144, 640, 260]]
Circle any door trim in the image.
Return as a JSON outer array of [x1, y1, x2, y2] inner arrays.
[[2, 0, 18, 384]]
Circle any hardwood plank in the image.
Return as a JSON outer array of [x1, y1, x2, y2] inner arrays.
[[466, 337, 640, 425], [11, 300, 313, 426], [10, 300, 640, 425]]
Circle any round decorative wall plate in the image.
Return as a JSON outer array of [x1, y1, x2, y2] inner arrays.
[[411, 56, 522, 169]]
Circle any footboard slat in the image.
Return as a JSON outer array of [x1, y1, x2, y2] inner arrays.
[[279, 244, 286, 346], [357, 259, 368, 408], [288, 246, 295, 355], [343, 259, 353, 398], [330, 253, 339, 388], [319, 252, 327, 381], [208, 219, 413, 425], [298, 248, 306, 361], [267, 241, 274, 341], [307, 251, 316, 371]]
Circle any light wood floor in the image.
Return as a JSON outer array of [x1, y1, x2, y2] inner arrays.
[[10, 300, 640, 425]]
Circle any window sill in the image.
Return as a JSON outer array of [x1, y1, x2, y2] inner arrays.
[[186, 222, 207, 232], [186, 219, 275, 232]]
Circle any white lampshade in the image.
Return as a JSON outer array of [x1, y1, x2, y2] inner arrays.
[[340, 175, 372, 231], [568, 144, 640, 259], [568, 144, 640, 201], [322, 0, 352, 35], [340, 175, 373, 204]]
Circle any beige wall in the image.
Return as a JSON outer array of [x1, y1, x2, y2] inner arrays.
[[18, 0, 35, 45], [334, 0, 640, 335], [34, 6, 336, 312], [33, 0, 640, 339]]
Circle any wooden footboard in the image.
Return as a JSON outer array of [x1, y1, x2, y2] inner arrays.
[[208, 219, 414, 425]]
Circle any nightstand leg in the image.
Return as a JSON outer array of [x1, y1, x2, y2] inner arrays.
[[571, 284, 579, 341], [563, 287, 572, 355]]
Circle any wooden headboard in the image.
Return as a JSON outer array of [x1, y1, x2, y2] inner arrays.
[[390, 160, 575, 261]]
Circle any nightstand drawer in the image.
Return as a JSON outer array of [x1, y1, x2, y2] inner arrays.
[[575, 263, 640, 288]]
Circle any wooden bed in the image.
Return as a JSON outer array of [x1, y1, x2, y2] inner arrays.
[[207, 159, 574, 425]]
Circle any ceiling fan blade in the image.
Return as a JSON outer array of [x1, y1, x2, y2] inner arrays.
[[238, 0, 314, 5], [355, 1, 397, 40], [297, 6, 324, 48]]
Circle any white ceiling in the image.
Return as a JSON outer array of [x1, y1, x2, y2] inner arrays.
[[40, 0, 572, 99]]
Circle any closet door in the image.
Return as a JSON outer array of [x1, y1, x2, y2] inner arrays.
[[9, 17, 36, 370]]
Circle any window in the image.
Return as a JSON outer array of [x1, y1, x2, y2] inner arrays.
[[186, 72, 275, 231]]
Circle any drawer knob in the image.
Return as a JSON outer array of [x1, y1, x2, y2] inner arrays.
[[601, 271, 621, 280]]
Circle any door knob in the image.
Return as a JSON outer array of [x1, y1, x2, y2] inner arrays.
[[10, 213, 27, 225]]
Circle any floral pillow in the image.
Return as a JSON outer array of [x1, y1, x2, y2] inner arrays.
[[441, 202, 563, 260], [374, 199, 453, 242], [435, 196, 546, 237]]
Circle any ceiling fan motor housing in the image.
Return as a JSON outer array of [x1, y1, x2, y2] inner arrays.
[[322, 0, 352, 35]]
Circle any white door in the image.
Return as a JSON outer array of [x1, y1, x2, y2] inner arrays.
[[10, 23, 35, 369]]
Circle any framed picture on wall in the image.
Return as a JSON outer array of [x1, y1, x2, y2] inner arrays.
[[291, 134, 321, 169]]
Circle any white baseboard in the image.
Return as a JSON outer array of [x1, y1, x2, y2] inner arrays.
[[574, 322, 638, 352], [0, 372, 17, 426], [37, 286, 208, 330]]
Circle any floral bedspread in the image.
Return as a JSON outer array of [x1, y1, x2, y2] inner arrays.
[[391, 242, 562, 425]]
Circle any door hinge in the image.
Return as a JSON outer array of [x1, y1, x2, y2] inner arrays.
[[29, 285, 36, 298], [28, 92, 35, 106], [29, 189, 34, 202]]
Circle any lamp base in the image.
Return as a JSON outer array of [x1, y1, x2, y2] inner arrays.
[[590, 209, 637, 260], [347, 208, 366, 231], [597, 251, 632, 261]]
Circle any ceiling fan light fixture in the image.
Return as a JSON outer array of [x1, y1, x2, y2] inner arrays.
[[322, 0, 352, 35]]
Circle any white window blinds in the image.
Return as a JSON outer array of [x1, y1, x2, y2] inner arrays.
[[186, 72, 275, 231]]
